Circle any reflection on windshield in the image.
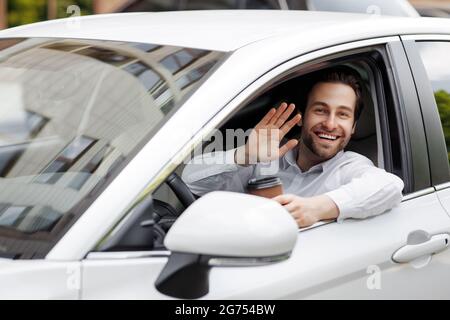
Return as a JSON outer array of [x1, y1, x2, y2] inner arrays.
[[0, 38, 224, 259]]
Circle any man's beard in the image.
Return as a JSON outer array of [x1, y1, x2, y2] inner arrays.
[[301, 130, 347, 160]]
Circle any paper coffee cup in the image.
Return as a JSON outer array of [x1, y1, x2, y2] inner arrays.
[[247, 177, 283, 198]]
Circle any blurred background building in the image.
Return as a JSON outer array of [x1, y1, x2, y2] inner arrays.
[[0, 0, 448, 29]]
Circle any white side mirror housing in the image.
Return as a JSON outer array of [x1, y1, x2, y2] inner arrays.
[[164, 191, 298, 257], [155, 191, 298, 298]]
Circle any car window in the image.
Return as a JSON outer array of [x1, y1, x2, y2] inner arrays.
[[0, 38, 225, 259], [416, 41, 450, 170]]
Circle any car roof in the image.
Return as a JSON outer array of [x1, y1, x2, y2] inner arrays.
[[1, 10, 450, 51]]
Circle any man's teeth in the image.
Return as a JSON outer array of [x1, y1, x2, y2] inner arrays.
[[317, 133, 337, 140]]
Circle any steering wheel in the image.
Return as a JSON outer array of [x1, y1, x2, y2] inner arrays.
[[150, 172, 196, 248], [165, 172, 197, 209]]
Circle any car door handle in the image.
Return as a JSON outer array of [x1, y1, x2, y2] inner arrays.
[[392, 233, 449, 264]]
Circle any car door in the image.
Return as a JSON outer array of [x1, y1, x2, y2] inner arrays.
[[202, 37, 450, 299], [80, 36, 450, 299]]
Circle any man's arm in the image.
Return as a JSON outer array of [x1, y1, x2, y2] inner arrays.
[[182, 103, 301, 196], [325, 163, 404, 222], [273, 193, 339, 227], [274, 157, 404, 227]]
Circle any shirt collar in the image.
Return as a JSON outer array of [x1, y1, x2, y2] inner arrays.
[[284, 147, 298, 167], [315, 150, 344, 172], [283, 147, 344, 173]]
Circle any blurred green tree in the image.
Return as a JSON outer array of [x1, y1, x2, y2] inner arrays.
[[8, 0, 46, 27], [8, 0, 93, 28], [435, 89, 450, 162]]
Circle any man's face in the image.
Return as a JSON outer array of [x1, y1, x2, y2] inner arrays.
[[300, 82, 357, 160]]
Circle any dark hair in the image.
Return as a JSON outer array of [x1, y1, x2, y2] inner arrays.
[[296, 66, 363, 121]]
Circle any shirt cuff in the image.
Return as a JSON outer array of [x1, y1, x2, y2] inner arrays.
[[325, 188, 353, 223]]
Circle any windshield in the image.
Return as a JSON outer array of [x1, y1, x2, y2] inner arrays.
[[0, 38, 225, 259]]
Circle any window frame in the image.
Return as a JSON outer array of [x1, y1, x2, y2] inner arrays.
[[383, 40, 429, 193]]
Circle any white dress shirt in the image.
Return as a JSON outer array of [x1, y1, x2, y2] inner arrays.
[[182, 147, 404, 222]]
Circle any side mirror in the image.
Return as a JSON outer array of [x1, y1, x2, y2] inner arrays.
[[155, 191, 298, 299]]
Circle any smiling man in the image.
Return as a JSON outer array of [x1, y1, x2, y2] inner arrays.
[[182, 67, 404, 227]]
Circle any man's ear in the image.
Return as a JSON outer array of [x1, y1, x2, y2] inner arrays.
[[351, 121, 357, 134], [297, 111, 303, 127]]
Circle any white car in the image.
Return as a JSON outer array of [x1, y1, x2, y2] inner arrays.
[[0, 10, 450, 299]]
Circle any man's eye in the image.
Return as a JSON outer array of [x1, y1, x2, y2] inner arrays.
[[315, 108, 325, 113], [339, 112, 350, 118]]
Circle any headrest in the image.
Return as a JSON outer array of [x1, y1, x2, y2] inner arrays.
[[351, 84, 375, 141]]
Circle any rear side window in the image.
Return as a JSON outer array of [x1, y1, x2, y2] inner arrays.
[[416, 41, 450, 168]]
